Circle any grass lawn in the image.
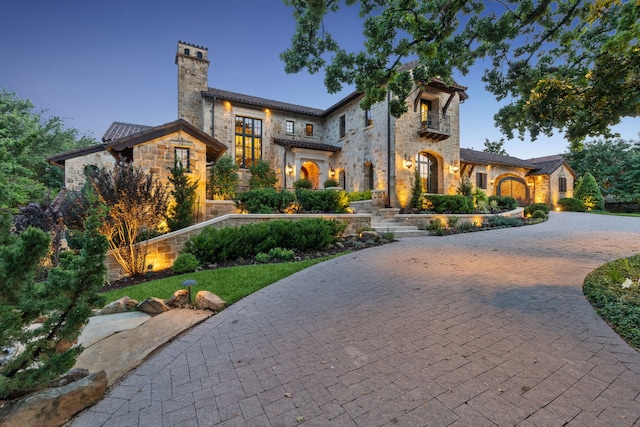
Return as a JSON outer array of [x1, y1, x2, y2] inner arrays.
[[101, 255, 337, 306]]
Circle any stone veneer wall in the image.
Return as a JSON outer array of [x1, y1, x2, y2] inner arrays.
[[176, 41, 209, 131], [133, 131, 208, 221], [393, 86, 463, 207], [205, 200, 238, 220], [105, 214, 372, 281], [63, 151, 116, 191]]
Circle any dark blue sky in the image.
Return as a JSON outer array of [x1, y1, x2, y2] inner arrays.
[[2, 0, 638, 159]]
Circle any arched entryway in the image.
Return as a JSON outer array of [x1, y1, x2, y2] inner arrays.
[[301, 161, 320, 189], [416, 152, 439, 193], [496, 175, 529, 206]]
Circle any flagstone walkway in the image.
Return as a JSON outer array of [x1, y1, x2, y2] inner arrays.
[[72, 212, 640, 426]]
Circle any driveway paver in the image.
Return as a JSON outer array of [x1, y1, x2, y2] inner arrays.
[[72, 212, 640, 426]]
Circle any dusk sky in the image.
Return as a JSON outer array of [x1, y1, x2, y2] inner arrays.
[[2, 0, 638, 159]]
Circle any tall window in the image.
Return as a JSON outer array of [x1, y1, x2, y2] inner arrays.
[[365, 110, 373, 127], [286, 120, 294, 134], [339, 115, 346, 138], [175, 147, 190, 171], [417, 152, 438, 194], [476, 172, 488, 189], [235, 116, 262, 168], [305, 123, 314, 137], [420, 99, 432, 126], [559, 176, 567, 192]]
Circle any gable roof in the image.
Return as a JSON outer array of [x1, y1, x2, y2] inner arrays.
[[48, 119, 226, 166], [528, 154, 577, 177], [460, 148, 538, 169]]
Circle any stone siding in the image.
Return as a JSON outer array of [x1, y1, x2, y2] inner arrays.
[[63, 151, 115, 191], [176, 41, 209, 130]]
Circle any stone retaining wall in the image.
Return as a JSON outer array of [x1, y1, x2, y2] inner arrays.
[[395, 208, 524, 229], [105, 214, 371, 281]]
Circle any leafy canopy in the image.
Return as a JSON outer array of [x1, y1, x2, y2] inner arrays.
[[0, 89, 94, 209], [281, 0, 639, 145]]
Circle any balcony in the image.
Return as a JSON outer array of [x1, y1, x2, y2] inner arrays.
[[419, 112, 451, 141]]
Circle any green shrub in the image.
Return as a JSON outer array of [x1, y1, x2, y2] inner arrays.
[[294, 179, 313, 190], [182, 218, 345, 264], [531, 210, 547, 219], [424, 195, 473, 214], [446, 216, 460, 228], [172, 253, 200, 274], [456, 221, 475, 232], [488, 195, 518, 211], [248, 160, 277, 189], [574, 172, 605, 210], [268, 247, 295, 261], [324, 179, 339, 188], [486, 215, 523, 227], [255, 252, 271, 263], [427, 218, 443, 231], [295, 189, 349, 213], [209, 156, 239, 200], [409, 169, 424, 210], [235, 188, 296, 213], [348, 189, 372, 201], [456, 175, 473, 197], [524, 203, 550, 216], [558, 197, 586, 212]]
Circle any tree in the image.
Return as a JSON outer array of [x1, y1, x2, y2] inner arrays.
[[166, 161, 199, 231], [574, 172, 605, 210], [483, 138, 508, 156], [249, 160, 278, 189], [564, 138, 640, 202], [282, 0, 639, 145], [0, 188, 107, 399], [0, 89, 94, 209], [92, 162, 169, 276], [408, 168, 424, 211], [209, 156, 239, 200]]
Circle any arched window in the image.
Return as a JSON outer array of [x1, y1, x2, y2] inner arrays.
[[83, 164, 99, 178], [364, 162, 374, 190], [183, 48, 190, 55], [196, 51, 203, 58], [417, 152, 438, 193]]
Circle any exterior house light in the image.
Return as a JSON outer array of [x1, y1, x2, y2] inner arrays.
[[450, 162, 459, 173], [286, 163, 294, 175], [404, 155, 413, 169], [329, 167, 336, 177]]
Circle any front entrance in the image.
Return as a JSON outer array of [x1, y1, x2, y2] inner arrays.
[[301, 161, 320, 189], [497, 176, 529, 206]]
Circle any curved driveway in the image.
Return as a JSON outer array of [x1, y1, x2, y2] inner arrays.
[[74, 212, 640, 426]]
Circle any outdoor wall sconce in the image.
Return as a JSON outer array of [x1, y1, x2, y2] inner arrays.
[[286, 163, 293, 175], [404, 155, 413, 169], [490, 179, 495, 185], [450, 162, 459, 173], [329, 167, 336, 177]]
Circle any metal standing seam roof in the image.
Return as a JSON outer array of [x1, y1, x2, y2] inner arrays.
[[273, 138, 342, 152], [102, 122, 153, 142]]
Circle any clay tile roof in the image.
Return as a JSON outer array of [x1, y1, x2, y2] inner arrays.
[[203, 88, 325, 116], [460, 148, 538, 169], [102, 122, 153, 143], [273, 138, 341, 152]]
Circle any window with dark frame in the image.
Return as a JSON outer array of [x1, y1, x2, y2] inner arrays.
[[339, 115, 346, 138], [365, 109, 373, 127], [476, 172, 488, 189], [235, 116, 262, 168], [305, 123, 314, 137], [417, 152, 439, 194], [175, 147, 191, 171], [420, 99, 432, 126], [286, 120, 294, 134], [559, 176, 567, 192]]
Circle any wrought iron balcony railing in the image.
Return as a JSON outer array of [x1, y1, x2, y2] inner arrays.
[[419, 112, 451, 141]]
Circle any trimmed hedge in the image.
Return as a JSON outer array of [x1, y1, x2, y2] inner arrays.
[[182, 218, 346, 264], [524, 203, 550, 216], [558, 197, 586, 212], [488, 195, 518, 211], [424, 194, 473, 214], [235, 188, 296, 213], [294, 189, 350, 213]]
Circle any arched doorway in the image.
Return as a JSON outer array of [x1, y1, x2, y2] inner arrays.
[[497, 176, 529, 206], [301, 161, 320, 189], [416, 152, 439, 193]]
